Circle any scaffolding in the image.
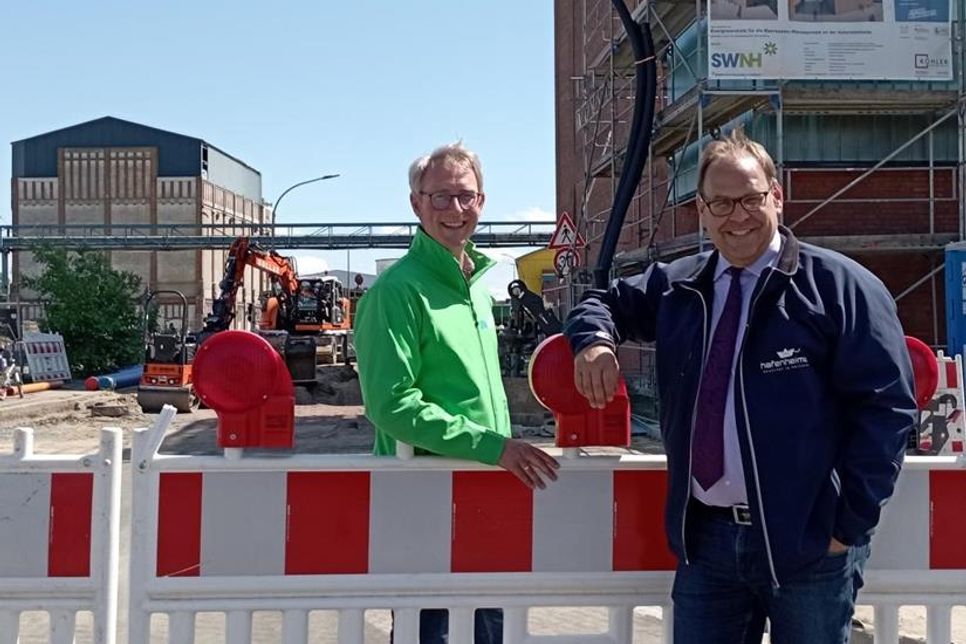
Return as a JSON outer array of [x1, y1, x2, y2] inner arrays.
[[562, 0, 966, 349]]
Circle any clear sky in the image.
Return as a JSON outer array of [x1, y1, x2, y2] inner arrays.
[[0, 1, 556, 298]]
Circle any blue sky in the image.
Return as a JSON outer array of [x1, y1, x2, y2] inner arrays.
[[0, 1, 556, 298]]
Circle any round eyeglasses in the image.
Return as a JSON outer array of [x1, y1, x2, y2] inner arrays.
[[701, 190, 771, 217], [419, 191, 481, 211]]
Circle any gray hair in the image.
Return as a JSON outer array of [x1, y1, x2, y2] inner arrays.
[[408, 141, 484, 194]]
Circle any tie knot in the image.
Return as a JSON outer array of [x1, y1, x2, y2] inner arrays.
[[727, 266, 743, 278]]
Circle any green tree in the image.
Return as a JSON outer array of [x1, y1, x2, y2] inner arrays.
[[23, 246, 145, 376]]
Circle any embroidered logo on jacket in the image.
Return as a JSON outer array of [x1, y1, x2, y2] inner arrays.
[[760, 347, 809, 373]]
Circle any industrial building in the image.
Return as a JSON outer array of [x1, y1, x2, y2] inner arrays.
[[10, 116, 269, 328], [554, 0, 964, 379]]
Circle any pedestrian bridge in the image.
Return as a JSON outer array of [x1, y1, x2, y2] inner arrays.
[[0, 221, 554, 251]]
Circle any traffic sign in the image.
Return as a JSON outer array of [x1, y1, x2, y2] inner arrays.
[[554, 248, 581, 277], [548, 212, 586, 249]]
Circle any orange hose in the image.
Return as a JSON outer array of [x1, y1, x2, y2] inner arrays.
[[4, 380, 64, 396]]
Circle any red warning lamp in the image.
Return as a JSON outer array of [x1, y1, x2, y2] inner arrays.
[[193, 330, 295, 449], [905, 335, 939, 411], [528, 334, 630, 448]]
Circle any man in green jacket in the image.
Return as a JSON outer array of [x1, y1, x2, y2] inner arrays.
[[355, 142, 559, 644]]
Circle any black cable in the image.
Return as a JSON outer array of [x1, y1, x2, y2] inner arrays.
[[594, 1, 658, 289]]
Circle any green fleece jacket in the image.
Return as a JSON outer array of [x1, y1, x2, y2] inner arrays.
[[354, 228, 510, 463]]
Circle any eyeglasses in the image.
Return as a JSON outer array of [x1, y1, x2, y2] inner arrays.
[[701, 190, 771, 217], [419, 190, 481, 211]]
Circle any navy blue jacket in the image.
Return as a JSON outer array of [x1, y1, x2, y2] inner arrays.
[[564, 227, 916, 585]]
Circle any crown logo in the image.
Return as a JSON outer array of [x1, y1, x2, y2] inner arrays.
[[777, 348, 799, 359]]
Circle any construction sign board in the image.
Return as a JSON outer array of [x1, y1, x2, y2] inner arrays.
[[548, 212, 586, 250], [23, 332, 72, 382]]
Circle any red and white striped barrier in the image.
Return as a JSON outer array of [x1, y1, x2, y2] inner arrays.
[[0, 427, 120, 644], [22, 331, 72, 382], [125, 410, 966, 644]]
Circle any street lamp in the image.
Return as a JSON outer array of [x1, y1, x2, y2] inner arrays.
[[270, 173, 340, 230]]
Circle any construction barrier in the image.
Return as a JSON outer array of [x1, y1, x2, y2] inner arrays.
[[914, 351, 966, 455], [124, 411, 966, 644], [22, 331, 72, 383], [0, 427, 121, 644]]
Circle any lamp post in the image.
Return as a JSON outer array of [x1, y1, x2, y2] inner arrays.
[[270, 173, 340, 231]]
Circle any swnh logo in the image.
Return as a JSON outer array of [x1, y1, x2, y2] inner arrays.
[[711, 52, 763, 69]]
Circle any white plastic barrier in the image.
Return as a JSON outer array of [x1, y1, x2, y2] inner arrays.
[[22, 331, 72, 383], [126, 412, 966, 643], [129, 414, 676, 644], [0, 427, 121, 643]]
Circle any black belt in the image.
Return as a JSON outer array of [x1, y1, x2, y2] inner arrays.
[[689, 500, 753, 526]]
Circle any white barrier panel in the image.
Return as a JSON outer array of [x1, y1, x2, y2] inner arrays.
[[128, 411, 966, 643], [0, 427, 121, 644], [129, 418, 676, 644], [915, 351, 966, 456], [22, 331, 72, 382]]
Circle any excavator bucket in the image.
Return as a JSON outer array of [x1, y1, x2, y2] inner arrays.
[[137, 386, 197, 413]]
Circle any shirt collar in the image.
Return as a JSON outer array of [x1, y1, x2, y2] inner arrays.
[[713, 229, 782, 282]]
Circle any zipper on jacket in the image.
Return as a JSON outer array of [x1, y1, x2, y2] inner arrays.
[[463, 280, 501, 431], [678, 283, 709, 565], [736, 268, 781, 588]]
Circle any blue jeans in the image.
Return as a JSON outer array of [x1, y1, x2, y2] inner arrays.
[[672, 509, 869, 644], [391, 608, 503, 644]]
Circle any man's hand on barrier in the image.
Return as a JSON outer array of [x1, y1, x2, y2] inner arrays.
[[498, 439, 559, 490], [574, 344, 620, 409]]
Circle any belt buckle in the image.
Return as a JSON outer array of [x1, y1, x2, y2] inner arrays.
[[732, 504, 752, 526]]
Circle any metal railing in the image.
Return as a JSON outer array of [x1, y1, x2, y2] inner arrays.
[[0, 221, 555, 251]]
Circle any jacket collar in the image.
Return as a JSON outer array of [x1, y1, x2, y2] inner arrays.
[[408, 227, 496, 289], [675, 225, 800, 296]]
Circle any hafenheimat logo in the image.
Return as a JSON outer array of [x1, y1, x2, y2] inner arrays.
[[761, 347, 809, 373]]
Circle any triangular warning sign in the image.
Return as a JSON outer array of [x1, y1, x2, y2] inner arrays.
[[548, 211, 586, 249]]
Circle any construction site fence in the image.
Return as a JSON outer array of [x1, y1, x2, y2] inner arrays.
[[3, 413, 966, 643], [0, 427, 121, 644]]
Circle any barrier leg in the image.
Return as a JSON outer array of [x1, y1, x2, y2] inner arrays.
[[49, 609, 75, 644], [93, 428, 121, 644], [926, 604, 951, 644], [0, 611, 19, 644], [394, 609, 420, 644], [662, 604, 673, 644], [337, 608, 364, 644], [283, 609, 308, 644], [448, 607, 474, 644], [609, 605, 633, 644], [226, 610, 252, 644], [169, 612, 195, 644], [873, 605, 899, 644], [503, 607, 528, 642]]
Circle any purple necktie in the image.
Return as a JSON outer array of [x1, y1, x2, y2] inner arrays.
[[692, 266, 743, 491]]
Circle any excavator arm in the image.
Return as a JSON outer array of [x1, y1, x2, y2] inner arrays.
[[203, 237, 300, 333]]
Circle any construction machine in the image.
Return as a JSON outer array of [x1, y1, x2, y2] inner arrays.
[[137, 290, 198, 412], [204, 237, 352, 384]]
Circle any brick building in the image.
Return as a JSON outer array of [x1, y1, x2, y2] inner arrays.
[[554, 1, 963, 381], [10, 116, 269, 328]]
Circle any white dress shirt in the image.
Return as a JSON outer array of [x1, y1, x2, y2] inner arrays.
[[691, 230, 782, 507]]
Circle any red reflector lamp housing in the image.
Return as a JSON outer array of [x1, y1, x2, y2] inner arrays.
[[905, 335, 939, 411], [193, 330, 295, 449], [529, 334, 630, 448]]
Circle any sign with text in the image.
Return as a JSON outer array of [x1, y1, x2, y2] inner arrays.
[[707, 0, 951, 81]]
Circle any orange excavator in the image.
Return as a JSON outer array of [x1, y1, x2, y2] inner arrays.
[[202, 237, 352, 384]]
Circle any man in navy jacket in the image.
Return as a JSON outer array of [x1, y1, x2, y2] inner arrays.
[[564, 129, 916, 644]]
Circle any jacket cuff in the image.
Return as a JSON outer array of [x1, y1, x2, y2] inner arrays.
[[570, 331, 617, 356], [475, 431, 508, 466]]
